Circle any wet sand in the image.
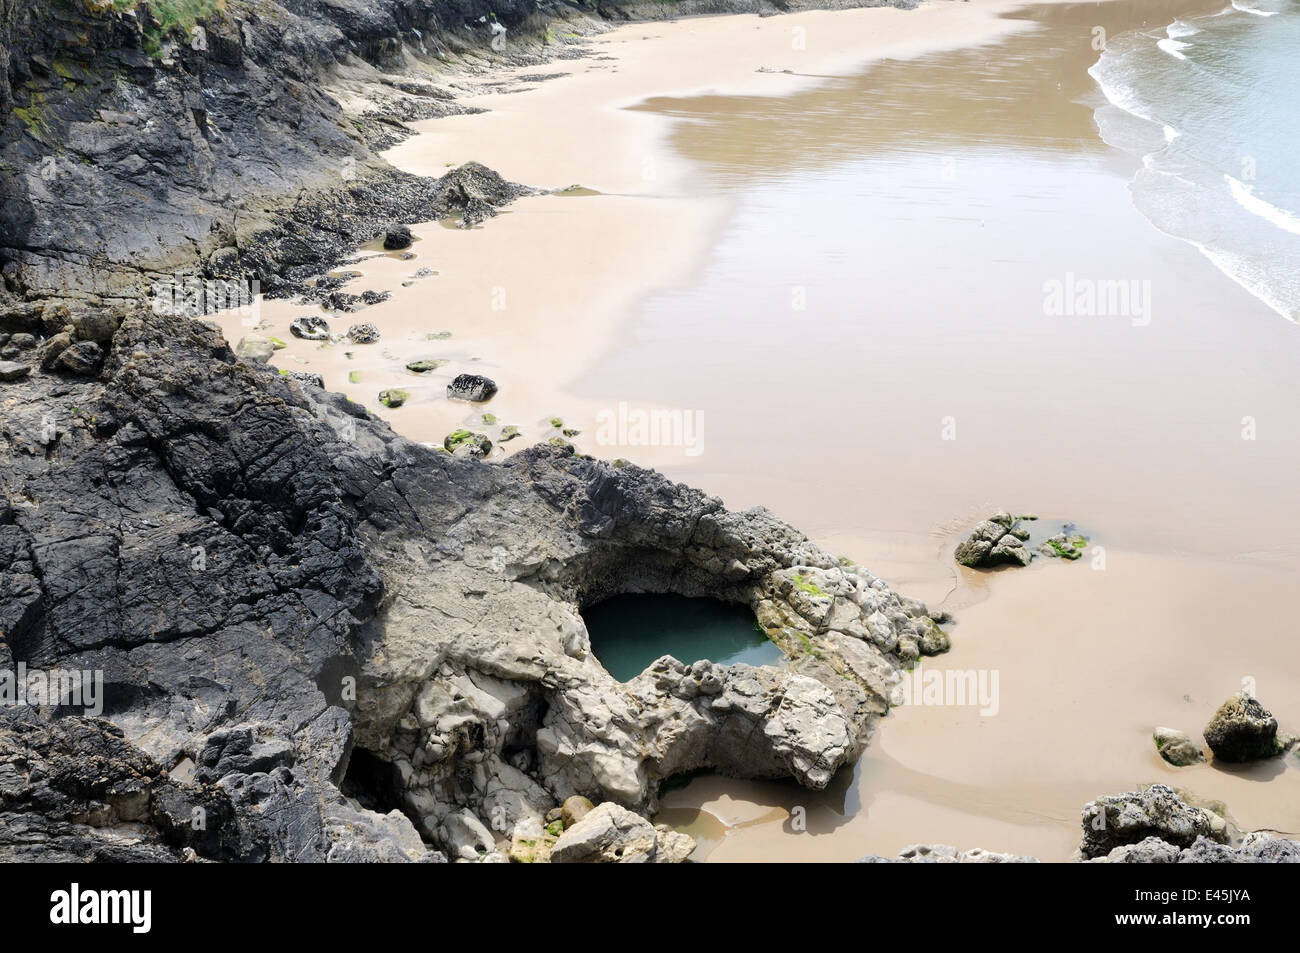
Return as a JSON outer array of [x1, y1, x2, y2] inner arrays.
[[664, 549, 1300, 861], [217, 0, 1300, 860], [632, 0, 1300, 860], [215, 0, 1042, 452]]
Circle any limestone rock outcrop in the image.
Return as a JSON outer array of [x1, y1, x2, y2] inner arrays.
[[954, 513, 1034, 568], [0, 306, 949, 861], [549, 802, 695, 863], [1079, 784, 1227, 859]]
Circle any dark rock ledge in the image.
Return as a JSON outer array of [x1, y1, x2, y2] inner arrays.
[[0, 0, 913, 307]]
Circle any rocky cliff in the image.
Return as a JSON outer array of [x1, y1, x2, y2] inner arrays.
[[0, 0, 908, 310]]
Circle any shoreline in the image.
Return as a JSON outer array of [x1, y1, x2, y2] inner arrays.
[[216, 0, 1044, 459]]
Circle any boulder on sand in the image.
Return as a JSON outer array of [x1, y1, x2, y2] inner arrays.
[[447, 373, 497, 402], [290, 315, 330, 340], [1203, 691, 1285, 763], [347, 322, 380, 344], [549, 802, 695, 864], [954, 512, 1034, 568], [383, 224, 413, 250], [1079, 783, 1226, 859], [1153, 727, 1204, 766], [1038, 525, 1088, 560], [444, 429, 491, 458]]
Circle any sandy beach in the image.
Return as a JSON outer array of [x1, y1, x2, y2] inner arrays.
[[215, 0, 1300, 861], [216, 0, 1040, 455]]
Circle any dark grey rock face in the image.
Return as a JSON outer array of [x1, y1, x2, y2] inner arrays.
[[0, 0, 546, 305], [0, 710, 252, 862], [0, 0, 906, 309]]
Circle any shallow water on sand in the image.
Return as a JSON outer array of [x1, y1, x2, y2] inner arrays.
[[584, 0, 1300, 563], [587, 0, 1300, 860]]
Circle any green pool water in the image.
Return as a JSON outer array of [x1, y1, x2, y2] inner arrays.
[[583, 593, 782, 682]]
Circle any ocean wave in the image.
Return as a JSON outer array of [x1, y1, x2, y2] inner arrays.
[[1231, 0, 1279, 16], [1225, 175, 1300, 237], [1088, 60, 1161, 127], [1200, 244, 1298, 322], [1092, 4, 1298, 323], [1156, 37, 1190, 60]]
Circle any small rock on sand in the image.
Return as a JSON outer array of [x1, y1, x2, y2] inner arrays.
[[1153, 726, 1205, 766], [954, 512, 1034, 568], [447, 373, 497, 402]]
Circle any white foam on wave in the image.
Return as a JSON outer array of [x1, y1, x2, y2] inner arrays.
[[1225, 175, 1300, 237], [1091, 7, 1298, 324], [1232, 0, 1279, 16], [1157, 37, 1190, 60], [1135, 171, 1300, 323], [1201, 244, 1298, 322], [1141, 161, 1197, 187], [1088, 57, 1162, 128]]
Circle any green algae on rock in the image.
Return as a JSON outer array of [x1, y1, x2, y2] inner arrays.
[[406, 359, 446, 373], [444, 428, 492, 457], [1153, 727, 1205, 767]]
